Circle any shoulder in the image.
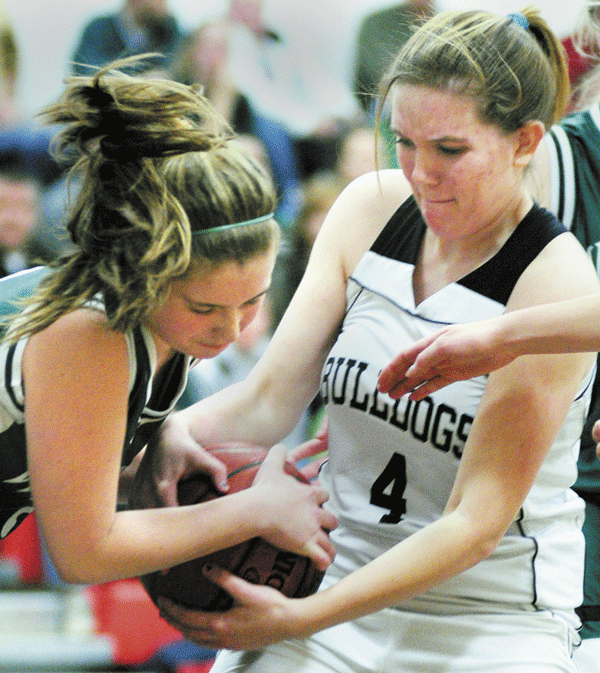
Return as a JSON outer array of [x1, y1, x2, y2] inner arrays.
[[24, 308, 130, 380], [79, 14, 118, 34], [508, 227, 600, 312], [316, 169, 412, 276]]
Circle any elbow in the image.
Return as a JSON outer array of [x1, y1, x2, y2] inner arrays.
[[51, 557, 108, 586], [47, 542, 118, 585], [452, 510, 507, 571], [471, 533, 501, 565], [454, 531, 502, 575]]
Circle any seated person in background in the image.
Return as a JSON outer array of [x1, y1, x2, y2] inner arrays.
[[71, 0, 183, 75], [0, 153, 53, 277], [354, 0, 437, 113], [169, 20, 301, 230], [225, 0, 363, 178]]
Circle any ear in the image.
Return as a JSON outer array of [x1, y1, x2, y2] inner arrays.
[[513, 120, 545, 168]]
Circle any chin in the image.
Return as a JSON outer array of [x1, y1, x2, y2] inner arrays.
[[192, 343, 230, 359]]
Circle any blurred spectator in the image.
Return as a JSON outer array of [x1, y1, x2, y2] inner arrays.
[[335, 122, 388, 185], [273, 123, 390, 326], [354, 0, 437, 114], [0, 153, 54, 277], [562, 34, 596, 99], [71, 0, 183, 76], [170, 20, 301, 229], [565, 1, 600, 111], [274, 171, 344, 326], [225, 0, 363, 177], [0, 6, 65, 260], [0, 2, 62, 186]]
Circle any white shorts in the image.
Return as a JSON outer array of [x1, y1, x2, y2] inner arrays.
[[209, 606, 580, 673]]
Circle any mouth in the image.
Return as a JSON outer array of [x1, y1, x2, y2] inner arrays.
[[423, 197, 453, 205], [200, 341, 231, 353]]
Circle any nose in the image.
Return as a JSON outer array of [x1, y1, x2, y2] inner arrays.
[[410, 150, 439, 186], [212, 308, 242, 343]]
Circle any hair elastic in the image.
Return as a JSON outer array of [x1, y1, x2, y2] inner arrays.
[[507, 12, 529, 30], [193, 212, 275, 236]]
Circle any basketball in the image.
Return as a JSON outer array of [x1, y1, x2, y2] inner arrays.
[[139, 444, 326, 612]]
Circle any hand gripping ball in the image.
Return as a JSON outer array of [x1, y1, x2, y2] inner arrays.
[[139, 444, 325, 612]]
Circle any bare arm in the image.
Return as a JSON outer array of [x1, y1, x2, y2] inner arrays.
[[23, 309, 336, 584], [378, 291, 600, 401]]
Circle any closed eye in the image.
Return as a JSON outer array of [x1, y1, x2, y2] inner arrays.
[[243, 295, 263, 307], [190, 305, 215, 315], [395, 135, 414, 148], [438, 145, 467, 157]]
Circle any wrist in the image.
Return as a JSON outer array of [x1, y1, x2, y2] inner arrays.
[[495, 312, 524, 360], [286, 592, 322, 639]]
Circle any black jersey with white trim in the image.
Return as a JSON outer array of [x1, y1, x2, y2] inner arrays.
[[0, 268, 192, 539]]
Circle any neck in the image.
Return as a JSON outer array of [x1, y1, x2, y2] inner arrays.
[[431, 193, 531, 261], [414, 193, 532, 304], [151, 333, 177, 372]]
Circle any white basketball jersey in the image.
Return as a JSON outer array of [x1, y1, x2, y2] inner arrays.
[[319, 197, 593, 619]]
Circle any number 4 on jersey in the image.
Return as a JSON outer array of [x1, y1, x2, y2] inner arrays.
[[370, 453, 407, 524]]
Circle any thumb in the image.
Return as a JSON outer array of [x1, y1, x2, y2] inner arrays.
[[202, 564, 273, 605], [262, 443, 287, 469]]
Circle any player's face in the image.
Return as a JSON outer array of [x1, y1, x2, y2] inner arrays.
[[391, 84, 524, 242], [145, 249, 276, 361]]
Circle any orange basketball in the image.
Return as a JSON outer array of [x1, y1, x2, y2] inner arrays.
[[139, 444, 325, 611]]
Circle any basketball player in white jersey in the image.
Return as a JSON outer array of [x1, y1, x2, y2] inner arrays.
[[149, 8, 600, 672]]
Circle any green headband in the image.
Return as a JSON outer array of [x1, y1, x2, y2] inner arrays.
[[194, 212, 275, 236]]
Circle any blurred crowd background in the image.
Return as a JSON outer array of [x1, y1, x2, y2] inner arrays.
[[4, 0, 588, 119]]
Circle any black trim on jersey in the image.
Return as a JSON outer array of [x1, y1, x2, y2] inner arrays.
[[460, 206, 565, 306], [515, 508, 540, 610], [371, 196, 425, 264], [371, 196, 566, 306]]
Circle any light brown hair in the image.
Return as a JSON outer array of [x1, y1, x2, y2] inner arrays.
[[377, 6, 569, 133], [5, 56, 279, 340]]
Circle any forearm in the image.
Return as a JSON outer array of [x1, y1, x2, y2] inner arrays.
[[44, 488, 269, 585], [292, 509, 496, 636], [502, 293, 600, 357], [176, 364, 318, 449]]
